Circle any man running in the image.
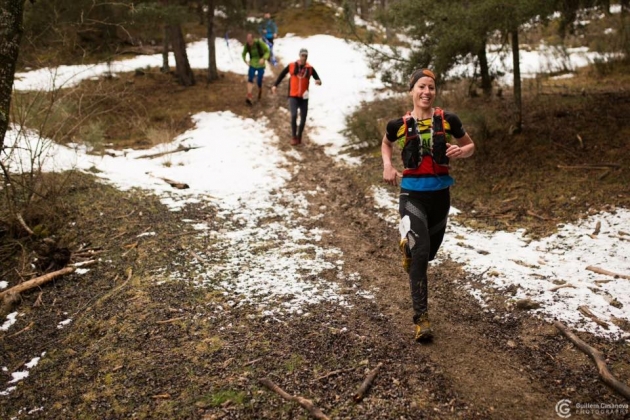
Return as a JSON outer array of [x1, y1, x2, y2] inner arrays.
[[242, 33, 270, 105], [271, 48, 322, 145], [258, 12, 278, 66]]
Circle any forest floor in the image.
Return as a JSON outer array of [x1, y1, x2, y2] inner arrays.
[[2, 58, 630, 419]]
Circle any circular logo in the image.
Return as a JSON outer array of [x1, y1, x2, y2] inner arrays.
[[556, 399, 572, 418]]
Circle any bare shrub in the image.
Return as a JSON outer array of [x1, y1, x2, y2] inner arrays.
[[2, 73, 140, 240], [342, 96, 408, 152]]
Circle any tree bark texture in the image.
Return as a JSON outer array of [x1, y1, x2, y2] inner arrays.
[[478, 42, 492, 97], [162, 25, 170, 73], [0, 0, 26, 150], [167, 24, 195, 86], [511, 29, 522, 132], [206, 0, 218, 82]]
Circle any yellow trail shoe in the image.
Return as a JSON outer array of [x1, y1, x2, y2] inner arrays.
[[399, 238, 411, 273], [414, 313, 433, 342]]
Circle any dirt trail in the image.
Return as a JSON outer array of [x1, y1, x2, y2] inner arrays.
[[249, 94, 629, 419]]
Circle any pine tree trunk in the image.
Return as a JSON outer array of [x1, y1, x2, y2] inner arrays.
[[161, 25, 170, 73], [207, 0, 218, 82], [478, 41, 492, 97], [511, 29, 522, 133], [0, 0, 26, 150], [167, 24, 195, 86]]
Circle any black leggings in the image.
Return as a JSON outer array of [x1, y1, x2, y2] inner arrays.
[[399, 188, 450, 323], [289, 97, 308, 138]]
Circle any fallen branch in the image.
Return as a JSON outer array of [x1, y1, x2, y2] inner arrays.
[[156, 316, 185, 325], [557, 163, 621, 170], [7, 322, 34, 338], [71, 260, 97, 268], [550, 283, 576, 292], [554, 321, 630, 400], [594, 279, 613, 285], [33, 291, 43, 307], [145, 172, 189, 189], [0, 266, 76, 299], [259, 377, 330, 420], [313, 366, 361, 382], [136, 144, 199, 160], [578, 305, 609, 329], [16, 213, 34, 236], [244, 357, 263, 367], [122, 242, 138, 257], [586, 266, 630, 280], [353, 362, 383, 403], [159, 177, 189, 190]]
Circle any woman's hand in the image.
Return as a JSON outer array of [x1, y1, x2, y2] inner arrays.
[[447, 133, 475, 159], [383, 164, 402, 186], [381, 135, 402, 185], [445, 143, 463, 159]]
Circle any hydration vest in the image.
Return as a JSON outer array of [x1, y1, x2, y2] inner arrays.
[[400, 107, 450, 175], [246, 39, 264, 58], [288, 61, 313, 98]]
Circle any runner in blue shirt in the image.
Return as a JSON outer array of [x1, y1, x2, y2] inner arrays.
[[259, 13, 278, 66]]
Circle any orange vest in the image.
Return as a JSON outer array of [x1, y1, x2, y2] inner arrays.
[[288, 61, 313, 98]]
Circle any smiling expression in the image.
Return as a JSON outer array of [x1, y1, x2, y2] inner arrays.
[[411, 76, 436, 109]]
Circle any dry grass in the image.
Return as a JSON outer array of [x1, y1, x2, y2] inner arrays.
[[12, 70, 254, 150]]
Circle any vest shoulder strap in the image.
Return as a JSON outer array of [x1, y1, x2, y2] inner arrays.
[[402, 112, 417, 142], [291, 62, 313, 76], [247, 40, 264, 57], [433, 107, 445, 134]]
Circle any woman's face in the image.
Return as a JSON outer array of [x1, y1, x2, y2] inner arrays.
[[411, 76, 436, 109]]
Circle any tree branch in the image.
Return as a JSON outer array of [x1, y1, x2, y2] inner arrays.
[[353, 362, 383, 402], [554, 321, 630, 400], [259, 377, 330, 420]]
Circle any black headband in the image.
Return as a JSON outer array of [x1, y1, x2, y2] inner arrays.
[[409, 69, 436, 91]]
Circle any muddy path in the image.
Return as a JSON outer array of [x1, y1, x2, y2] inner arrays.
[[2, 77, 629, 419], [245, 94, 630, 419]]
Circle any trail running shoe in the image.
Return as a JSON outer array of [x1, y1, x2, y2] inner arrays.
[[414, 313, 433, 342], [246, 93, 253, 105], [399, 238, 411, 273], [290, 136, 300, 146]]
